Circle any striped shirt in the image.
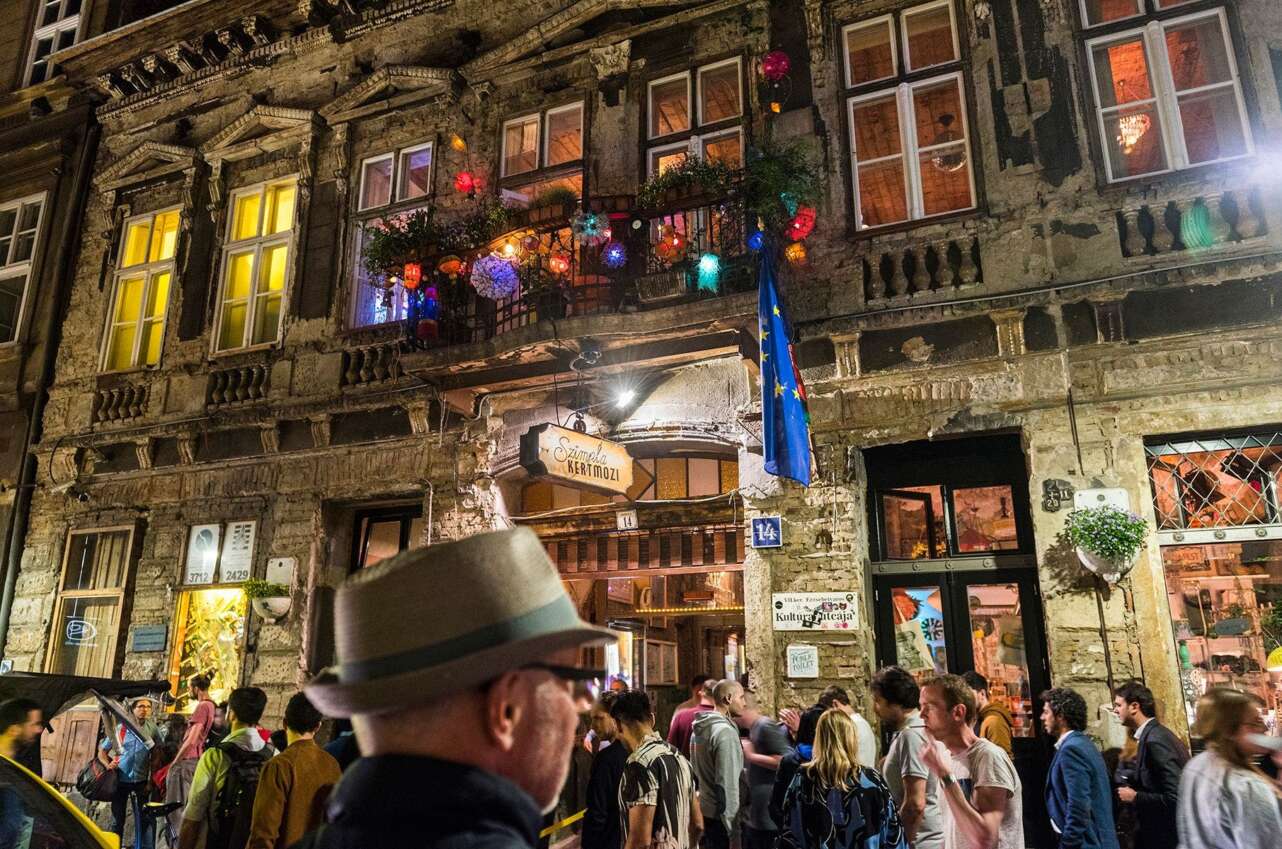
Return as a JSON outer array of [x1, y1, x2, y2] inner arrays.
[[619, 733, 698, 849]]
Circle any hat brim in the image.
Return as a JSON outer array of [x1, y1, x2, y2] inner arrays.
[[305, 624, 615, 718]]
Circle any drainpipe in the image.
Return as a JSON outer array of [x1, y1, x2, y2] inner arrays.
[[0, 117, 101, 658]]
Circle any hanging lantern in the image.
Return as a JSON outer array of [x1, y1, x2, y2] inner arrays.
[[470, 255, 519, 299], [788, 206, 817, 241], [747, 231, 765, 251], [521, 234, 541, 252], [603, 241, 628, 269], [449, 133, 467, 152], [762, 50, 791, 83], [696, 253, 720, 292], [500, 238, 521, 260], [437, 255, 463, 277], [548, 253, 571, 275], [784, 241, 807, 264], [780, 192, 800, 217], [454, 171, 477, 196], [572, 211, 611, 245], [402, 262, 422, 290]]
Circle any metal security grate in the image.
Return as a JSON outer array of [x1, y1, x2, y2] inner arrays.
[[1145, 433, 1282, 530]]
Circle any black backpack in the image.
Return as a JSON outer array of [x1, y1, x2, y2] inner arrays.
[[207, 741, 273, 849]]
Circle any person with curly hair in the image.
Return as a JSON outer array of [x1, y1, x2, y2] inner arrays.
[[1041, 688, 1118, 849], [777, 709, 906, 849]]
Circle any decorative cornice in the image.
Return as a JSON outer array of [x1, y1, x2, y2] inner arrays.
[[320, 66, 462, 124], [93, 140, 200, 192], [202, 105, 322, 163]]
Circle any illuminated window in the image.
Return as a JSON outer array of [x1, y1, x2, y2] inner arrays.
[[646, 59, 743, 176], [25, 0, 81, 86], [353, 505, 424, 570], [351, 142, 434, 328], [1085, 7, 1250, 182], [843, 2, 974, 229], [168, 588, 247, 712], [499, 103, 584, 206], [103, 209, 179, 371], [46, 527, 134, 678], [521, 456, 738, 511], [215, 180, 296, 352], [0, 194, 44, 344]]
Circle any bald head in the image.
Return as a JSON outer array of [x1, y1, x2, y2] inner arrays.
[[711, 680, 747, 718]]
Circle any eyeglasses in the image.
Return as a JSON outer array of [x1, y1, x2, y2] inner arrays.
[[520, 662, 606, 682]]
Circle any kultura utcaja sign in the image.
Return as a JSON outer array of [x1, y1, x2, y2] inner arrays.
[[519, 423, 634, 496]]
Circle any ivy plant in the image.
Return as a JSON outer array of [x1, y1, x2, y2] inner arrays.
[[1065, 506, 1149, 562]]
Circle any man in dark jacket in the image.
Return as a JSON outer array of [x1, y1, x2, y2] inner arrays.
[[1042, 688, 1119, 849], [296, 528, 615, 849], [1112, 680, 1188, 849], [582, 692, 629, 849]]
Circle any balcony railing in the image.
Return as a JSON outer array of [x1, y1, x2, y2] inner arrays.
[[1117, 187, 1267, 259]]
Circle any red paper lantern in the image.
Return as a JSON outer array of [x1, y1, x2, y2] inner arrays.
[[788, 206, 817, 241], [762, 50, 791, 83], [454, 171, 477, 195], [402, 262, 422, 290], [548, 254, 571, 275]]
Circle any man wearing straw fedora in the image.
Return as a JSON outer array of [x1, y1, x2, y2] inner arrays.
[[297, 527, 615, 849]]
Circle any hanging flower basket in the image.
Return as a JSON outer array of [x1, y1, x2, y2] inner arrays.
[[1064, 506, 1149, 584], [243, 578, 291, 622]]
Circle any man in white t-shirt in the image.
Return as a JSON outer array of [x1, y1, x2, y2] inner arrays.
[[918, 674, 1023, 849]]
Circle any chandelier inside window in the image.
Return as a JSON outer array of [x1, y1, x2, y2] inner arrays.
[[930, 114, 966, 173], [1116, 113, 1151, 154]]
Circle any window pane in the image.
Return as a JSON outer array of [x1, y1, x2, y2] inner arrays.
[[966, 583, 1036, 738], [62, 531, 129, 591], [503, 117, 539, 176], [40, 0, 61, 26], [232, 192, 262, 240], [851, 94, 902, 160], [252, 293, 281, 345], [122, 220, 151, 267], [1092, 37, 1154, 107], [650, 76, 690, 137], [1166, 18, 1234, 91], [1082, 0, 1141, 26], [650, 148, 688, 176], [703, 133, 742, 169], [150, 211, 179, 262], [1102, 103, 1168, 177], [360, 157, 393, 209], [170, 588, 246, 711], [266, 183, 295, 235], [688, 458, 720, 497], [362, 520, 403, 567], [655, 457, 688, 499], [147, 271, 170, 319], [903, 3, 957, 71], [140, 319, 163, 366], [546, 106, 583, 166], [398, 146, 433, 200], [225, 251, 254, 300], [259, 243, 289, 292], [1179, 88, 1248, 165], [113, 275, 144, 323], [918, 145, 972, 216], [951, 485, 1020, 552], [857, 160, 909, 227], [56, 25, 76, 51], [891, 586, 948, 677], [48, 596, 120, 678], [105, 325, 136, 371], [219, 302, 247, 350], [883, 493, 935, 559], [0, 208, 16, 240], [700, 62, 740, 125], [913, 78, 964, 149], [845, 19, 896, 85], [0, 275, 26, 342]]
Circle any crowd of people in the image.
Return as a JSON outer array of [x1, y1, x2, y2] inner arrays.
[[0, 528, 1280, 849]]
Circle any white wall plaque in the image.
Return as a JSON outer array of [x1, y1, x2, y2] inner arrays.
[[219, 520, 257, 583], [786, 644, 820, 678], [183, 524, 221, 585], [265, 557, 295, 587]]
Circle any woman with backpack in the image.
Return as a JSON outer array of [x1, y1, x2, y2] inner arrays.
[[97, 697, 160, 849], [778, 709, 907, 849]]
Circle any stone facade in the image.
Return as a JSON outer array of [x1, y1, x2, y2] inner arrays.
[[2, 0, 1281, 749]]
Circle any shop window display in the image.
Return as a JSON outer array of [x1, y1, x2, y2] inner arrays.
[[966, 583, 1036, 738], [880, 483, 1020, 559], [168, 587, 247, 712]]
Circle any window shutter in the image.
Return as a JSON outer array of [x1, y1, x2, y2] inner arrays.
[[295, 179, 339, 320]]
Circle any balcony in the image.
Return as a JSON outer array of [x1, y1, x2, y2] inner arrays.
[[1116, 186, 1268, 260], [859, 225, 983, 305]]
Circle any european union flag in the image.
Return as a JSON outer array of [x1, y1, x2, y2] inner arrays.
[[758, 245, 811, 486]]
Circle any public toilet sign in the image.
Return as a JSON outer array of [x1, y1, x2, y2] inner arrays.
[[520, 423, 633, 496], [772, 592, 860, 631]]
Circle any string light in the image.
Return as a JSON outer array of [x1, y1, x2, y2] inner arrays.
[[634, 605, 745, 616]]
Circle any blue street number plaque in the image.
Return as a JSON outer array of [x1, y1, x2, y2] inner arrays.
[[750, 516, 783, 549]]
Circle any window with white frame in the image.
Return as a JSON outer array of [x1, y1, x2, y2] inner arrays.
[[351, 142, 434, 328], [46, 527, 134, 678], [26, 0, 82, 86], [1083, 5, 1251, 182], [646, 58, 743, 176], [214, 179, 297, 352], [843, 1, 975, 229], [102, 209, 179, 371], [499, 102, 584, 206], [0, 194, 45, 344]]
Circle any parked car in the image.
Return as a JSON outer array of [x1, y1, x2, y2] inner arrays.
[[0, 752, 119, 848]]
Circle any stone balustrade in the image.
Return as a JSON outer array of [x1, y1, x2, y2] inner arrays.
[[1117, 188, 1267, 259], [93, 383, 149, 424], [862, 233, 983, 304], [342, 342, 404, 388], [206, 363, 270, 406]]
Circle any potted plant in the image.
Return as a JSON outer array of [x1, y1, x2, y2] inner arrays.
[[635, 158, 733, 212], [1064, 506, 1149, 584], [526, 186, 578, 227], [243, 578, 291, 622]]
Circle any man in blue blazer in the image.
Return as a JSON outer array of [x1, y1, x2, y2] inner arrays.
[[1041, 688, 1120, 849]]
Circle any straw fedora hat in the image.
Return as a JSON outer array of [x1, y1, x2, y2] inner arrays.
[[306, 527, 614, 717]]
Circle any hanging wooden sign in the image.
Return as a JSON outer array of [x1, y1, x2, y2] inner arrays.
[[520, 423, 633, 496]]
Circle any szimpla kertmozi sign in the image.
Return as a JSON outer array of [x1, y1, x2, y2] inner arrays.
[[519, 423, 634, 496]]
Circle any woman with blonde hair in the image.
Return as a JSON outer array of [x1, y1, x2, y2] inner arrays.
[[1176, 687, 1282, 849], [778, 708, 906, 849]]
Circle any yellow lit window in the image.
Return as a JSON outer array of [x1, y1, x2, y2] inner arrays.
[[103, 209, 179, 372], [216, 179, 296, 352]]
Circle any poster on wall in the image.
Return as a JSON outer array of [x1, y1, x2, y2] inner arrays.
[[219, 521, 257, 583], [772, 592, 859, 631], [184, 525, 222, 585]]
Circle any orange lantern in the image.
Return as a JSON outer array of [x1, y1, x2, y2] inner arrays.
[[437, 255, 462, 277], [402, 262, 422, 290], [548, 254, 571, 275], [784, 241, 807, 263]]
